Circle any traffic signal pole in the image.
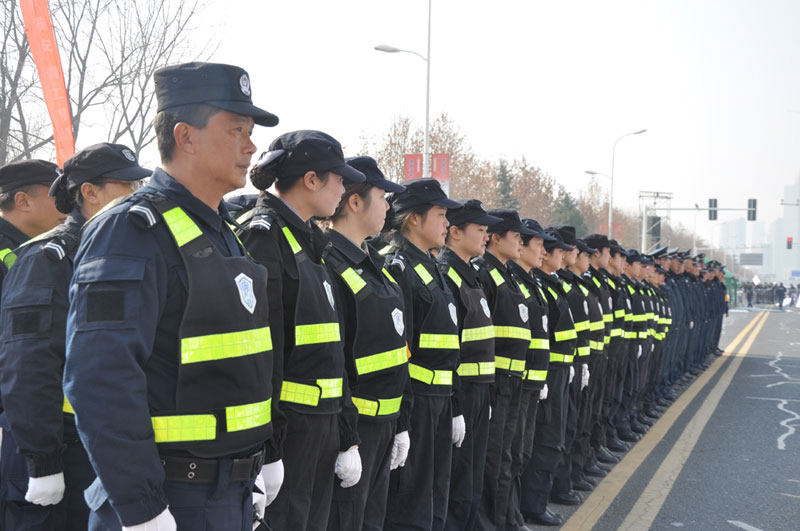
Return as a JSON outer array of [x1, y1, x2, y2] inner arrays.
[[640, 205, 757, 253]]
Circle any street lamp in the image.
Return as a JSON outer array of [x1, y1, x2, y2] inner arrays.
[[609, 129, 647, 238], [375, 0, 432, 179], [585, 170, 612, 237]]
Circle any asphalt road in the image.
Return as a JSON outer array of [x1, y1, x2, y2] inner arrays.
[[529, 307, 800, 531]]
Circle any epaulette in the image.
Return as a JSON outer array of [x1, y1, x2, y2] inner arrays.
[[389, 253, 406, 271], [42, 236, 70, 261], [248, 212, 274, 232], [128, 203, 159, 229]]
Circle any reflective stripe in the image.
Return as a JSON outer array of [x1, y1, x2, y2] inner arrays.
[[665, 318, 673, 324], [590, 340, 604, 350], [638, 331, 649, 339], [226, 399, 272, 432], [495, 356, 526, 372], [295, 323, 340, 345], [162, 207, 203, 247], [574, 320, 590, 332], [607, 278, 616, 289], [632, 314, 647, 322], [281, 226, 302, 254], [519, 283, 531, 299], [529, 338, 550, 350], [181, 327, 272, 364], [554, 328, 577, 342], [603, 314, 613, 323], [562, 282, 572, 293], [589, 320, 604, 331], [446, 267, 462, 288], [614, 309, 625, 318], [624, 331, 638, 339], [627, 285, 635, 294], [382, 268, 398, 284], [578, 284, 589, 296], [577, 346, 590, 357], [592, 277, 601, 288], [610, 328, 623, 337], [489, 268, 505, 287], [537, 287, 547, 300], [341, 267, 367, 294], [63, 396, 74, 415], [548, 287, 559, 300], [550, 352, 575, 363], [494, 325, 531, 341], [418, 333, 459, 349], [354, 347, 408, 375], [0, 248, 16, 269], [604, 336, 611, 344], [624, 313, 633, 322], [414, 263, 434, 285], [461, 325, 495, 343], [378, 245, 393, 256], [525, 369, 547, 381], [152, 414, 216, 443], [409, 363, 452, 385], [351, 396, 403, 416], [281, 378, 343, 406], [457, 361, 496, 377]]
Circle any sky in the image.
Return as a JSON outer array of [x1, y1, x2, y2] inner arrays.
[[163, 1, 800, 246]]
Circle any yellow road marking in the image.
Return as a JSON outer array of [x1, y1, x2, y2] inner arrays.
[[562, 311, 766, 531], [618, 312, 768, 530]]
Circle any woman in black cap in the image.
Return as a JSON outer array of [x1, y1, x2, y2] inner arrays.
[[437, 199, 500, 531], [0, 143, 148, 530], [241, 130, 366, 531], [379, 178, 462, 531], [320, 156, 409, 531]]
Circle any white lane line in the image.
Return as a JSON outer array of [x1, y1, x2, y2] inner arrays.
[[766, 352, 800, 388], [727, 520, 764, 531], [746, 397, 800, 450]]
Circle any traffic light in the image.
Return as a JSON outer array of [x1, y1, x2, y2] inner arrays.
[[788, 237, 793, 250], [747, 198, 757, 221], [708, 198, 718, 220]]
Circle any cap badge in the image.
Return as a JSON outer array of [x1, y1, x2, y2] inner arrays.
[[392, 308, 404, 336], [234, 273, 256, 314], [239, 74, 251, 97], [122, 149, 136, 163]]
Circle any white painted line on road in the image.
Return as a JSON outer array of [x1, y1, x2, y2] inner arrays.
[[727, 520, 764, 531], [746, 397, 800, 450], [779, 493, 800, 499], [765, 351, 800, 388]]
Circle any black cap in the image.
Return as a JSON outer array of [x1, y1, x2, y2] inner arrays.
[[447, 199, 502, 226], [609, 239, 627, 255], [0, 160, 60, 194], [51, 143, 150, 196], [487, 209, 536, 235], [651, 246, 668, 259], [255, 130, 365, 183], [345, 156, 404, 192], [154, 62, 278, 127], [576, 239, 597, 255], [390, 178, 462, 211], [583, 233, 610, 250], [626, 249, 644, 264], [548, 225, 578, 246], [544, 228, 574, 252], [521, 218, 557, 242], [655, 265, 669, 275]]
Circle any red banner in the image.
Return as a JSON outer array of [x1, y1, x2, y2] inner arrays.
[[20, 0, 75, 166], [431, 153, 450, 181], [404, 154, 423, 180]]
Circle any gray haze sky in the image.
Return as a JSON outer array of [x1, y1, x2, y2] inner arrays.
[[196, 1, 800, 244]]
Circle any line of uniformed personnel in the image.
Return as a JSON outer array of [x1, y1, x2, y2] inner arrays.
[[0, 61, 729, 531]]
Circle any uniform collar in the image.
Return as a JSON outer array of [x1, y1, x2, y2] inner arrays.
[[327, 229, 370, 266], [0, 216, 29, 247], [64, 209, 87, 237], [481, 250, 508, 273], [258, 191, 313, 236], [148, 168, 229, 233], [394, 233, 436, 264], [438, 246, 479, 286]]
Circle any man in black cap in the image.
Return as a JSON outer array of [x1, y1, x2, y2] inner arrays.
[[519, 229, 576, 526], [0, 143, 149, 530], [63, 62, 281, 531]]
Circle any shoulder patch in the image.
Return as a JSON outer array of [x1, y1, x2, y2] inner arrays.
[[42, 239, 68, 261], [249, 213, 274, 232], [390, 254, 406, 271], [128, 204, 159, 229]]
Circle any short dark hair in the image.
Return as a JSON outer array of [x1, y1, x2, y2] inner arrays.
[[0, 184, 40, 212], [153, 103, 222, 163]]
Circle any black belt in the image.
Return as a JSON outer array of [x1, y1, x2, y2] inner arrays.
[[160, 450, 264, 484]]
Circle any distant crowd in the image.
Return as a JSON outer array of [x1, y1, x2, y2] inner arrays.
[[741, 282, 795, 308]]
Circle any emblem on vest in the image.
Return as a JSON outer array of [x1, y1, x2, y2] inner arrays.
[[480, 297, 491, 318], [608, 296, 613, 309], [323, 280, 335, 309], [234, 273, 256, 314], [448, 302, 458, 326], [542, 315, 549, 333], [583, 300, 589, 315], [392, 308, 404, 336], [626, 299, 631, 310], [518, 303, 529, 323]]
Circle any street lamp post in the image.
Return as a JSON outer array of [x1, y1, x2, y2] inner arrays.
[[375, 0, 432, 179], [608, 129, 647, 238], [585, 170, 611, 237]]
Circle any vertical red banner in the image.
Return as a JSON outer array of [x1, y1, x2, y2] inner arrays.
[[20, 0, 75, 166], [404, 154, 423, 180]]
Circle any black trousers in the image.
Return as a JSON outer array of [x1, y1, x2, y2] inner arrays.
[[553, 363, 583, 496], [477, 374, 522, 530], [385, 394, 452, 531], [265, 411, 339, 531], [574, 351, 607, 476], [612, 342, 638, 434], [0, 417, 94, 531], [329, 419, 395, 531], [508, 386, 539, 530], [445, 382, 490, 531], [603, 340, 626, 441], [519, 365, 569, 516]]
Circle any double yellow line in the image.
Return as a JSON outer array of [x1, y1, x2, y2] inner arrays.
[[563, 311, 769, 531]]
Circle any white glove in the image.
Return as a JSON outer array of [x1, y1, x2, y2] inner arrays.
[[452, 414, 466, 448], [259, 459, 284, 507], [253, 474, 266, 526], [390, 431, 410, 470], [637, 345, 642, 359], [539, 383, 549, 400], [569, 365, 575, 384], [335, 446, 362, 488], [25, 472, 65, 506], [122, 508, 177, 531], [581, 363, 590, 390]]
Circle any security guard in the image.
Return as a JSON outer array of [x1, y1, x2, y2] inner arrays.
[[63, 62, 281, 530], [322, 156, 409, 531], [0, 159, 63, 527], [474, 209, 535, 531], [0, 143, 149, 530], [506, 218, 555, 530], [438, 199, 500, 531], [381, 178, 462, 531], [519, 229, 576, 527], [241, 130, 366, 531]]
